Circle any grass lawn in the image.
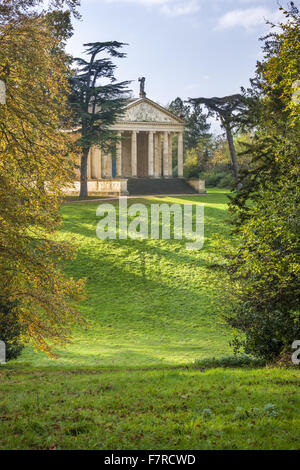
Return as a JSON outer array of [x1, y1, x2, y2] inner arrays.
[[1, 189, 299, 449]]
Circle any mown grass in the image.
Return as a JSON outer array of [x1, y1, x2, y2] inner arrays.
[[1, 189, 299, 450], [15, 190, 232, 368], [0, 366, 299, 449]]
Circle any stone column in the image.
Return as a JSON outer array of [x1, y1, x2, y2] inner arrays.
[[177, 132, 184, 177], [131, 131, 137, 177], [116, 132, 122, 177], [87, 148, 92, 179], [168, 133, 173, 177], [101, 150, 106, 178], [101, 152, 112, 178], [163, 131, 169, 178], [90, 146, 95, 179], [91, 146, 102, 179], [95, 147, 102, 179], [148, 131, 154, 177], [154, 132, 162, 178], [106, 153, 112, 178]]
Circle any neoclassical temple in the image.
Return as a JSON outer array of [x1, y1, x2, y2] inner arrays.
[[71, 80, 205, 196]]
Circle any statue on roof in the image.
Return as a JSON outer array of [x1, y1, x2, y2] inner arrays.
[[138, 77, 146, 98]]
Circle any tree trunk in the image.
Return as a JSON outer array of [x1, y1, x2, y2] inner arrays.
[[224, 123, 239, 181], [80, 147, 89, 199]]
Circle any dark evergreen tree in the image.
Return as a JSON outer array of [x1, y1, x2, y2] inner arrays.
[[185, 104, 212, 150], [168, 97, 190, 121], [188, 95, 247, 182], [168, 97, 211, 150], [69, 41, 131, 198]]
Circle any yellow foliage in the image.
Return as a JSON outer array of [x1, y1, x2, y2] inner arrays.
[[0, 15, 85, 355]]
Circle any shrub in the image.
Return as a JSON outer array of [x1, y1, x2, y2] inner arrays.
[[226, 4, 300, 363], [0, 300, 24, 361], [199, 171, 234, 188], [183, 145, 210, 178], [227, 178, 300, 362], [216, 174, 235, 188]]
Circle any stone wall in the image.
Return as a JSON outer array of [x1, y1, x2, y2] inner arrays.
[[185, 179, 206, 194], [64, 178, 205, 197], [64, 179, 129, 197]]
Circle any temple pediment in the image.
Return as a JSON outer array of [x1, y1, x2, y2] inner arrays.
[[120, 98, 184, 124]]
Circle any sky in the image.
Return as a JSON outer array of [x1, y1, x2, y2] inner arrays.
[[66, 0, 288, 132]]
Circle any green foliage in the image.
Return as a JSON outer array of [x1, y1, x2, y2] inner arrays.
[[168, 97, 211, 151], [199, 172, 225, 188], [0, 299, 23, 360], [187, 94, 248, 182], [184, 133, 252, 185], [45, 10, 74, 43], [210, 134, 253, 173], [69, 41, 131, 197], [70, 41, 131, 150], [227, 176, 300, 360], [198, 171, 235, 189], [216, 174, 235, 188], [183, 140, 212, 177], [227, 4, 300, 361]]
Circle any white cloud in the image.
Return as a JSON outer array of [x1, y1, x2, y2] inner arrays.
[[215, 7, 284, 31], [103, 0, 200, 16], [160, 0, 200, 16], [105, 0, 188, 6], [87, 1, 283, 21]]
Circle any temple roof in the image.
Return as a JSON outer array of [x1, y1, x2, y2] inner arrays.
[[118, 97, 185, 125]]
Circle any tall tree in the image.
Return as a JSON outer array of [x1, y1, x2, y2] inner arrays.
[[188, 94, 246, 182], [69, 42, 131, 198], [225, 3, 300, 361], [168, 97, 211, 150], [0, 5, 84, 355]]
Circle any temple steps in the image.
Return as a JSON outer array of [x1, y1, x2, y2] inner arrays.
[[127, 178, 198, 196]]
